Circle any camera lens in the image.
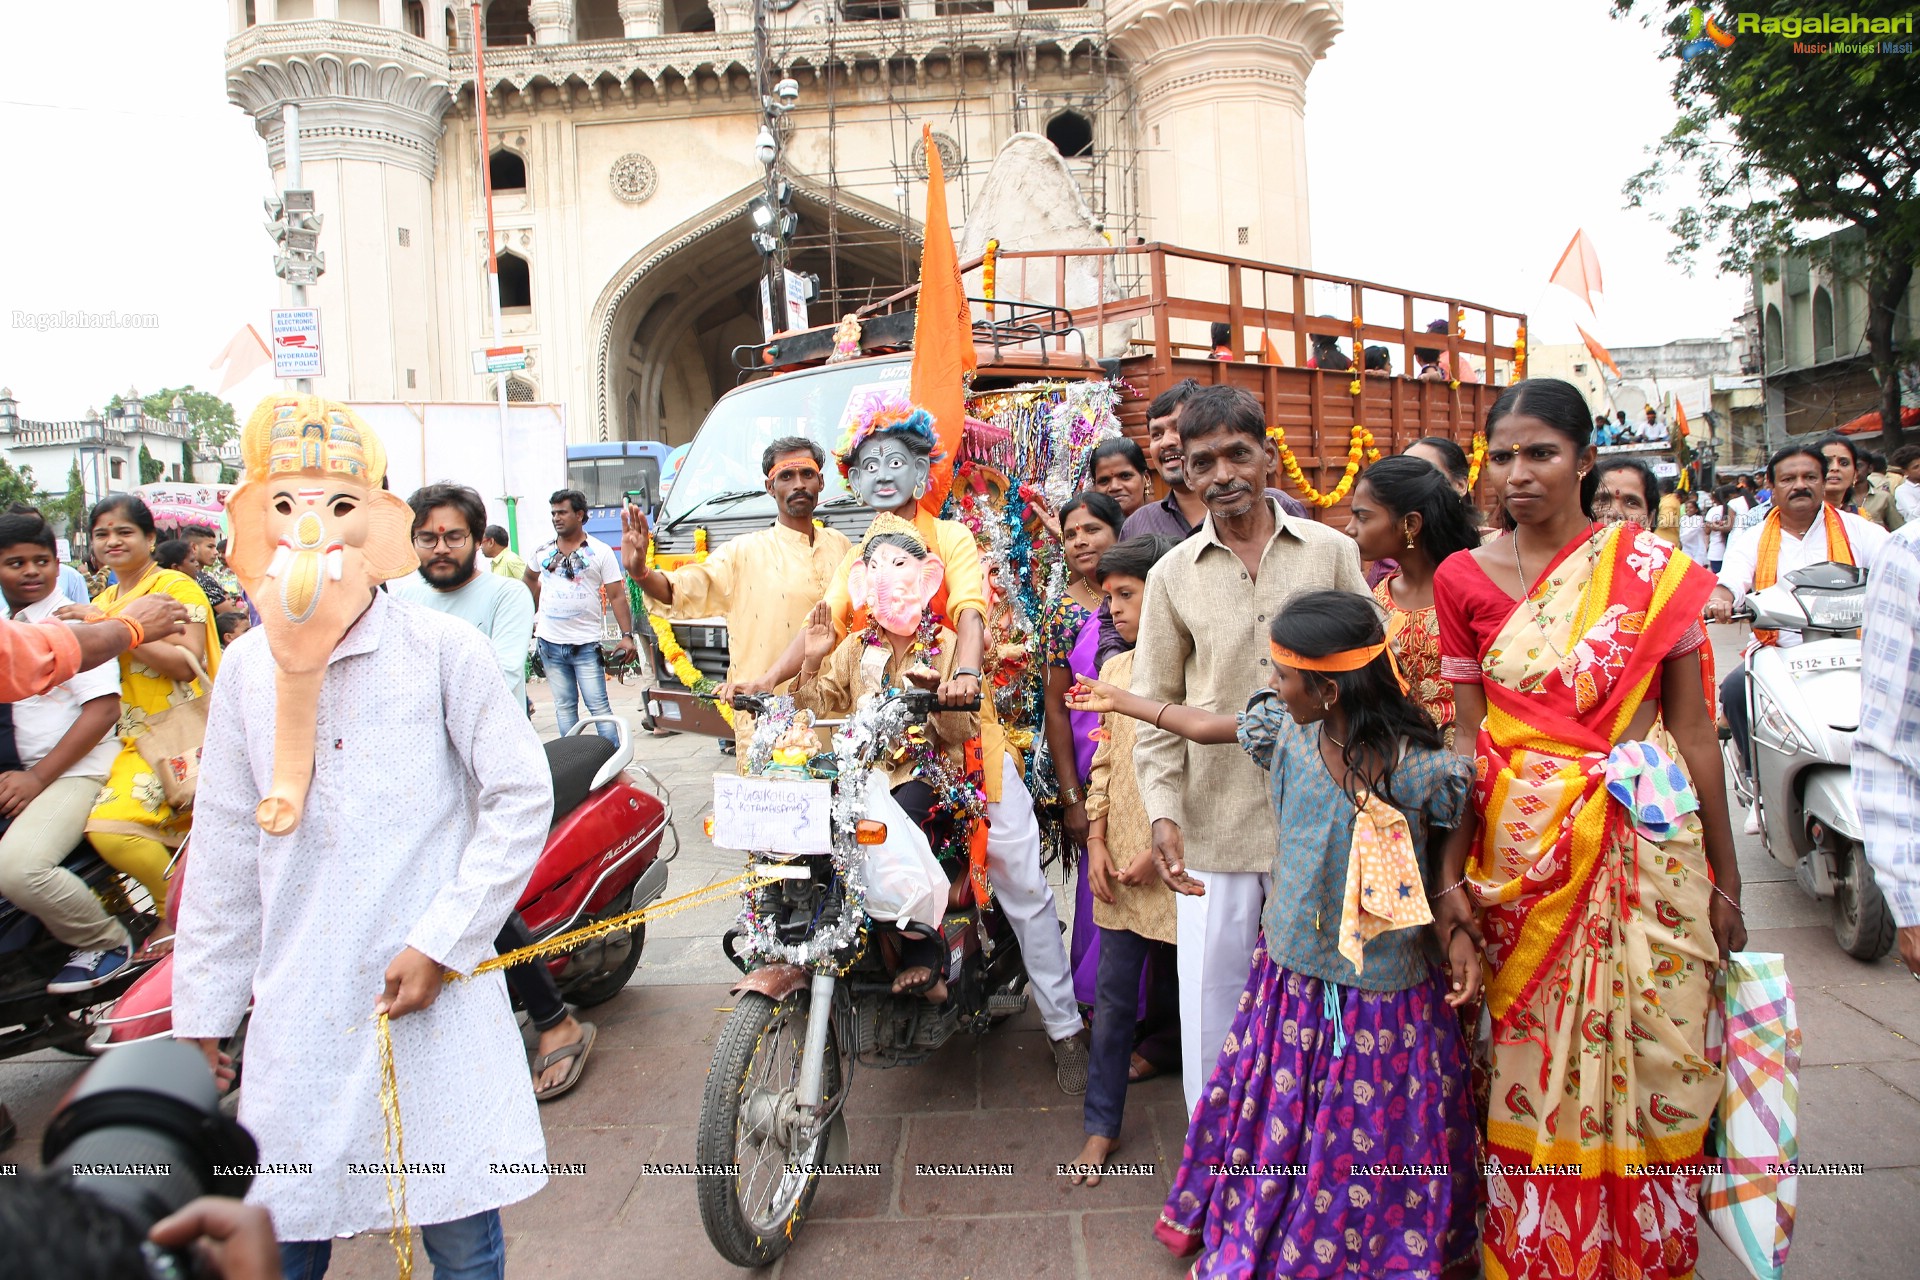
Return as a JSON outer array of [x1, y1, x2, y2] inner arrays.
[[41, 1040, 257, 1233]]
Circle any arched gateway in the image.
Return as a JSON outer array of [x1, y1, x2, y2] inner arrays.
[[590, 181, 919, 445]]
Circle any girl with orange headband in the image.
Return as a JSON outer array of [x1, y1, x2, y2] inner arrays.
[[1069, 589, 1482, 1278]]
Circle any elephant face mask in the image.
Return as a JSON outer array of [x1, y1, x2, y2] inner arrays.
[[225, 395, 418, 834]]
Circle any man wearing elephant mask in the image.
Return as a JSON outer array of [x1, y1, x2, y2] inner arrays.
[[173, 395, 554, 1277], [753, 394, 1088, 1092]]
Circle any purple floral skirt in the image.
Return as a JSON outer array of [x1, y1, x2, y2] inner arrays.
[[1155, 942, 1479, 1278]]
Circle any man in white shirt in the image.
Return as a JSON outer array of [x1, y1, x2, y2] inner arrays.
[[525, 488, 635, 742], [1894, 445, 1920, 525], [1707, 445, 1890, 828], [0, 512, 127, 992]]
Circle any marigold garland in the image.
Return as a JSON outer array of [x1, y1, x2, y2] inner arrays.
[[636, 526, 731, 726], [1269, 424, 1380, 508], [982, 238, 999, 302], [1466, 431, 1488, 488], [1512, 322, 1528, 382]]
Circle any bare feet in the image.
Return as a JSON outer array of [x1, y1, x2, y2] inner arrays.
[[1064, 1135, 1119, 1186], [890, 966, 948, 1003]]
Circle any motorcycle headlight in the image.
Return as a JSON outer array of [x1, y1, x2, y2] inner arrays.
[[1801, 591, 1864, 631]]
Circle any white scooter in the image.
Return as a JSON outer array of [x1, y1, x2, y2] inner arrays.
[[1723, 561, 1894, 960]]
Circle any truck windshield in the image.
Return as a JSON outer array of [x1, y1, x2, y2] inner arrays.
[[658, 357, 912, 524]]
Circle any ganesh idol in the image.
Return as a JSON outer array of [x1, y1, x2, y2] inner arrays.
[[754, 394, 1089, 1093]]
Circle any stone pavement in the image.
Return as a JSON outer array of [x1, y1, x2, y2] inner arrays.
[[5, 630, 1920, 1277]]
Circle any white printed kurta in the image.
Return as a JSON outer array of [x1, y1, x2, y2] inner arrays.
[[173, 593, 554, 1240]]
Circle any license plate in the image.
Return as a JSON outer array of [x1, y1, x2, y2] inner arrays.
[[1785, 652, 1859, 674]]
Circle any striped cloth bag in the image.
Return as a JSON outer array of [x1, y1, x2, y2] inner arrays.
[[1700, 951, 1802, 1280]]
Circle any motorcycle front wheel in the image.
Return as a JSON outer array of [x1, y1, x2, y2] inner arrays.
[[1831, 841, 1896, 961], [695, 989, 839, 1267]]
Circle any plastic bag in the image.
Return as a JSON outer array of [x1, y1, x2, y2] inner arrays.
[[857, 771, 948, 932], [1700, 951, 1801, 1280]]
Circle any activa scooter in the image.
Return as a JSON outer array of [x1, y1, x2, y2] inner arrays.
[[1722, 561, 1893, 960], [92, 714, 678, 1053]]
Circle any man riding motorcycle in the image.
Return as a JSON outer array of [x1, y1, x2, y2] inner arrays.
[[1706, 443, 1891, 830]]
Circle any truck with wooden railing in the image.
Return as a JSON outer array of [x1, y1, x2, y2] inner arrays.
[[637, 241, 1525, 739]]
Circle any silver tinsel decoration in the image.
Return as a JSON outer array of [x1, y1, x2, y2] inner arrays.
[[730, 694, 921, 970]]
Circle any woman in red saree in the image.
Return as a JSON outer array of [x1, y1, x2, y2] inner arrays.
[[1431, 379, 1746, 1280]]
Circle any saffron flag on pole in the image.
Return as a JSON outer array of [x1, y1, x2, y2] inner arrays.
[[209, 325, 272, 395], [1549, 229, 1605, 315], [1577, 325, 1622, 378], [1675, 398, 1691, 438], [1260, 332, 1286, 365], [910, 123, 976, 514]]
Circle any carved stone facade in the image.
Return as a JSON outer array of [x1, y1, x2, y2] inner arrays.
[[223, 1, 1341, 444]]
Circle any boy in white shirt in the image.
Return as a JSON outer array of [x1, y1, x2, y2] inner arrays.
[[0, 512, 129, 992]]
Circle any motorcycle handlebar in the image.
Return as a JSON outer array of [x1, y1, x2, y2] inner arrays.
[[732, 689, 983, 716]]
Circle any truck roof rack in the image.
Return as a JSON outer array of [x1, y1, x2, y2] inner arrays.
[[730, 297, 1082, 374]]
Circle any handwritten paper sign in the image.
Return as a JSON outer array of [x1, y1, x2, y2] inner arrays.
[[710, 775, 833, 854]]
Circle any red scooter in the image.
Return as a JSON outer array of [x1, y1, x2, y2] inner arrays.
[[90, 715, 677, 1056]]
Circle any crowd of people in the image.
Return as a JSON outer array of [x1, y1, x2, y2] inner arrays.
[[4, 373, 1919, 1280]]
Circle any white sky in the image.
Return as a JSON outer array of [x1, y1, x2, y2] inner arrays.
[[0, 0, 1746, 422]]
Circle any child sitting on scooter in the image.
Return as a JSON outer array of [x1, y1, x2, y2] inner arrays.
[[790, 521, 979, 1000]]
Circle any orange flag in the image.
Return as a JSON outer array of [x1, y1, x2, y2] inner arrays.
[[1260, 331, 1285, 365], [209, 324, 271, 394], [1576, 325, 1622, 378], [1674, 399, 1690, 438], [1549, 229, 1605, 315], [910, 124, 976, 514]]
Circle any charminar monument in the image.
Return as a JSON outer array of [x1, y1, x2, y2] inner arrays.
[[223, 0, 1342, 443]]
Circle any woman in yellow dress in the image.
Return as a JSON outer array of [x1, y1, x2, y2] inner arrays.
[[79, 494, 221, 906]]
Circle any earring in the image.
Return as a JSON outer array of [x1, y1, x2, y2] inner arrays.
[[1404, 530, 1417, 550], [913, 482, 926, 498]]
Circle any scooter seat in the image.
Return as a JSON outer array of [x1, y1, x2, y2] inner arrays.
[[544, 734, 618, 828]]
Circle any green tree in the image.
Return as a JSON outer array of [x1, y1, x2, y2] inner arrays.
[[1617, 1, 1920, 448], [104, 385, 240, 453], [137, 444, 165, 485], [0, 456, 41, 510]]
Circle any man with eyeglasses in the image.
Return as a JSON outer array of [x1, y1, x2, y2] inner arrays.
[[621, 436, 851, 761], [393, 484, 538, 714]]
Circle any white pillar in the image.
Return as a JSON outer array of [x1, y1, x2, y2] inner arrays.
[[380, 0, 402, 30], [617, 0, 662, 37], [1108, 0, 1341, 268], [531, 0, 575, 43]]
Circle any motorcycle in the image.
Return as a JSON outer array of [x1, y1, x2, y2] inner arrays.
[[696, 689, 1025, 1269], [0, 837, 162, 1063], [90, 714, 679, 1053], [1722, 561, 1894, 960]]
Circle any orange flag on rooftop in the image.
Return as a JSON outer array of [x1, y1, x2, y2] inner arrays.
[[911, 124, 976, 514], [1576, 324, 1622, 378], [1674, 398, 1690, 438], [1549, 229, 1605, 315]]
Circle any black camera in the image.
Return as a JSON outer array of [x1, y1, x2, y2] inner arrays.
[[8, 1039, 259, 1278]]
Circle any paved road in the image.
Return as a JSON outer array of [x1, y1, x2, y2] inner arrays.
[[5, 628, 1918, 1277]]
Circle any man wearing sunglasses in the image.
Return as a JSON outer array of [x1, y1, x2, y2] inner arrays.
[[621, 436, 851, 762]]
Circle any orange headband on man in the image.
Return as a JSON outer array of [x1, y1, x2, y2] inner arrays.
[[769, 450, 821, 474], [1269, 637, 1410, 693]]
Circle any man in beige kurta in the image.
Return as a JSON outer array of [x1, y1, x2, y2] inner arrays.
[[1128, 386, 1371, 1112], [624, 436, 851, 759]]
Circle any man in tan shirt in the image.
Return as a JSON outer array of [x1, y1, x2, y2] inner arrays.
[[1129, 386, 1371, 1111], [623, 436, 852, 758]]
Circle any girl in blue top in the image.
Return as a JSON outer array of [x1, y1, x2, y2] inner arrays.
[[1071, 589, 1482, 1278]]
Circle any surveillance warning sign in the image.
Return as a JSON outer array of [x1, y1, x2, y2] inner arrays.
[[270, 307, 323, 379]]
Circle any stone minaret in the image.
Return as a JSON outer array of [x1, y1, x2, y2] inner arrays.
[[224, 2, 456, 400], [1108, 0, 1342, 268]]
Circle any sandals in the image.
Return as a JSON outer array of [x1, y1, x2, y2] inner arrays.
[[1127, 1052, 1164, 1083], [891, 966, 943, 997], [532, 1021, 597, 1103]]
